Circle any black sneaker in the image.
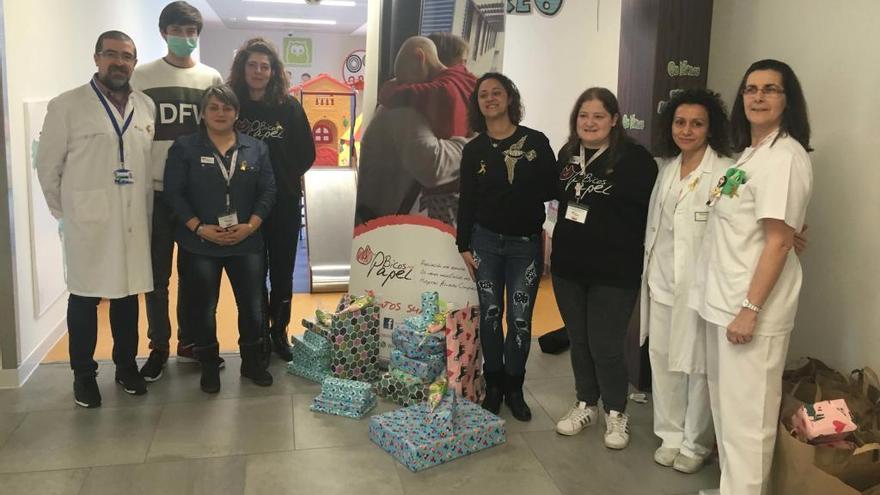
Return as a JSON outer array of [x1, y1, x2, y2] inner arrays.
[[140, 349, 169, 382], [116, 366, 148, 395], [73, 375, 102, 408]]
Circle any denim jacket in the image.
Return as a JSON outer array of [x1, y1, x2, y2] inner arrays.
[[164, 130, 276, 256]]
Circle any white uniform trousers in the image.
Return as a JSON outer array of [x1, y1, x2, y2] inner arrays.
[[649, 300, 714, 459], [706, 324, 790, 495]]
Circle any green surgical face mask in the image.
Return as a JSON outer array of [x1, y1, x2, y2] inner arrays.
[[167, 35, 198, 57]]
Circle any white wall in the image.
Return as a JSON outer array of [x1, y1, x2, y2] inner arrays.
[[199, 27, 365, 85], [1, 0, 170, 385], [502, 1, 622, 151], [708, 0, 880, 372]]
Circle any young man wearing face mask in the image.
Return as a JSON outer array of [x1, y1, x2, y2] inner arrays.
[[131, 1, 223, 382]]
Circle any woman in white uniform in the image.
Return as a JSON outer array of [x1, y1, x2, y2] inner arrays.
[[690, 59, 813, 495], [641, 89, 733, 474]]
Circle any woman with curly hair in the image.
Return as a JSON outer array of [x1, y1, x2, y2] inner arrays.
[[228, 38, 316, 362], [642, 89, 733, 473], [456, 72, 557, 421]]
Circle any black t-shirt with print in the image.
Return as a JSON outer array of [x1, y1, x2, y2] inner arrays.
[[456, 125, 557, 252], [236, 96, 316, 197], [551, 140, 658, 289]]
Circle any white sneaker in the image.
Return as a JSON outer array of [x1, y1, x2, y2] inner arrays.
[[673, 452, 706, 474], [604, 410, 630, 449], [556, 401, 599, 436], [653, 446, 679, 466]]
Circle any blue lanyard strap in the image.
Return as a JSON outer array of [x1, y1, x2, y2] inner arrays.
[[90, 80, 134, 168]]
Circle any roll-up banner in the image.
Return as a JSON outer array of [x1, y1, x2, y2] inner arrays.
[[351, 0, 506, 361]]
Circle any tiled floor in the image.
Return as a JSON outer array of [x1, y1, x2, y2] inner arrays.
[[0, 345, 719, 495]]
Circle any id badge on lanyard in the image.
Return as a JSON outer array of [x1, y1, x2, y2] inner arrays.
[[214, 148, 239, 228], [90, 80, 135, 186], [566, 144, 607, 224]]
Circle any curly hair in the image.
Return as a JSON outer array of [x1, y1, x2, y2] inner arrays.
[[467, 72, 524, 134], [227, 38, 291, 106], [654, 88, 733, 158], [730, 59, 812, 152]]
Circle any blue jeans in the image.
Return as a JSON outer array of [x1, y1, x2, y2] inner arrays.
[[181, 249, 265, 347], [470, 224, 542, 376]]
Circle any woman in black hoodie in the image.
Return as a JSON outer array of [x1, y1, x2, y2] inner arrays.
[[551, 88, 657, 449], [228, 38, 316, 361]]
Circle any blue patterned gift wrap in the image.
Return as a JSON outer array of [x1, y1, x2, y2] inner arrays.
[[287, 330, 332, 383], [310, 377, 377, 419], [404, 291, 440, 331], [391, 324, 446, 360], [368, 398, 507, 472], [390, 350, 445, 383]]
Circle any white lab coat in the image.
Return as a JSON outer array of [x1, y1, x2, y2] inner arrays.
[[639, 148, 733, 373], [36, 82, 156, 298]]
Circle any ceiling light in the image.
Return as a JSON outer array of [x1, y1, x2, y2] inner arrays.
[[245, 0, 358, 6], [246, 16, 337, 25]]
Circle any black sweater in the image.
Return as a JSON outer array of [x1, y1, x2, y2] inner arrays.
[[456, 126, 557, 252], [236, 96, 315, 198], [551, 141, 658, 289]]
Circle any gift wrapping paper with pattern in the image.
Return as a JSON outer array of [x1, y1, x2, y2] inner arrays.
[[445, 306, 485, 403], [328, 295, 381, 382], [376, 368, 431, 407], [392, 323, 446, 360], [310, 377, 377, 419], [368, 397, 506, 471], [390, 349, 446, 383], [287, 330, 332, 383]]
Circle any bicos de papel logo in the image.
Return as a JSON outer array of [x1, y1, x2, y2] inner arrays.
[[357, 244, 413, 287]]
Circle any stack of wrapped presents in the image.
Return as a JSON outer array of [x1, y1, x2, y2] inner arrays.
[[376, 292, 447, 406], [310, 376, 377, 419], [288, 292, 381, 384], [369, 390, 506, 471], [287, 324, 331, 383]]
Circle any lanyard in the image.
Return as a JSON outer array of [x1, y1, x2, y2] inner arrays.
[[213, 148, 239, 211], [90, 80, 134, 168], [579, 144, 607, 173]]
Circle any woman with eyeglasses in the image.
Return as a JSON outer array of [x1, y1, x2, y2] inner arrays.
[[641, 89, 733, 474], [229, 38, 315, 362], [164, 84, 277, 393], [689, 60, 813, 495]]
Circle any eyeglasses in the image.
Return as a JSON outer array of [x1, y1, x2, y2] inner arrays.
[[742, 85, 785, 98], [99, 50, 136, 63]]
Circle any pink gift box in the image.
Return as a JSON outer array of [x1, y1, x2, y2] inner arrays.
[[791, 399, 857, 444], [445, 306, 485, 404]]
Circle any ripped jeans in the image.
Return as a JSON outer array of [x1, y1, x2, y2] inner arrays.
[[470, 224, 542, 376]]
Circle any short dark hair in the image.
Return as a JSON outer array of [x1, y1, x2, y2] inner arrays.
[[654, 88, 733, 158], [467, 72, 524, 133], [560, 87, 630, 168], [200, 84, 240, 115], [730, 59, 812, 152], [227, 38, 291, 106], [159, 1, 203, 34], [427, 32, 468, 67], [94, 30, 136, 57]]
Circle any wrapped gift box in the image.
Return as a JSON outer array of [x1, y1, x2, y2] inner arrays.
[[404, 292, 440, 332], [391, 349, 445, 383], [327, 295, 381, 383], [376, 369, 430, 407], [287, 330, 332, 383], [392, 323, 446, 360], [369, 397, 506, 472], [792, 399, 857, 444], [445, 306, 485, 404], [310, 377, 377, 419]]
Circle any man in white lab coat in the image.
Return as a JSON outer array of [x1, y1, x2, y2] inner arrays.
[[36, 31, 156, 408]]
